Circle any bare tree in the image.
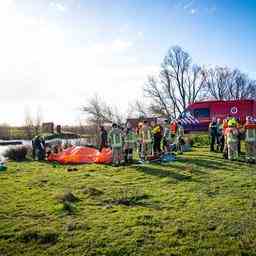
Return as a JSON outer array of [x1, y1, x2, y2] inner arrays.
[[227, 69, 256, 100], [144, 46, 206, 118], [205, 67, 256, 100], [24, 109, 34, 139], [128, 99, 150, 118], [82, 94, 124, 126], [34, 108, 43, 135]]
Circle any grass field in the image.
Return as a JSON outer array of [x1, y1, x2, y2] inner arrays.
[[0, 147, 256, 256]]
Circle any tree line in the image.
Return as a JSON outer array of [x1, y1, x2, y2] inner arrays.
[[83, 45, 256, 125]]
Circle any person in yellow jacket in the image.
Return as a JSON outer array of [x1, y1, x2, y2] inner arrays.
[[244, 116, 256, 163], [152, 120, 163, 155], [224, 118, 239, 160], [108, 123, 123, 166], [124, 123, 137, 163]]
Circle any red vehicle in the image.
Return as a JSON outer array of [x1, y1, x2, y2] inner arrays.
[[179, 100, 256, 132]]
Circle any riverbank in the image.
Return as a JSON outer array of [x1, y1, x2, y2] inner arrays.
[[0, 147, 256, 255]]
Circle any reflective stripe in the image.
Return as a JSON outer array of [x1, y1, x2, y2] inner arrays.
[[227, 134, 237, 143], [144, 130, 152, 143], [125, 132, 137, 144], [113, 134, 122, 147], [245, 129, 256, 142]]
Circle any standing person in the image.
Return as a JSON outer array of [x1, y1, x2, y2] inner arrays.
[[152, 120, 163, 156], [32, 135, 45, 161], [216, 118, 224, 152], [163, 119, 172, 153], [176, 121, 185, 154], [108, 123, 123, 166], [244, 116, 256, 163], [124, 123, 137, 164], [209, 117, 218, 152], [225, 118, 239, 161], [137, 122, 143, 159], [236, 118, 243, 155], [99, 126, 108, 152], [140, 120, 152, 162]]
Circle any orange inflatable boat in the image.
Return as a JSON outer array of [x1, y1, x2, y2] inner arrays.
[[48, 146, 112, 164]]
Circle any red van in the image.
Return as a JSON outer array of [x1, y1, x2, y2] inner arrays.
[[179, 100, 256, 132]]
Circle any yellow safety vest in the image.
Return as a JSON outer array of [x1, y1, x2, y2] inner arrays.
[[227, 130, 238, 144], [112, 133, 122, 148], [143, 129, 152, 143]]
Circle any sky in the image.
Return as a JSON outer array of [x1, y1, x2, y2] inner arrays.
[[0, 0, 255, 126]]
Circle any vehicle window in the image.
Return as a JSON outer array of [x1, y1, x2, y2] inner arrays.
[[179, 110, 191, 118], [194, 108, 210, 118]]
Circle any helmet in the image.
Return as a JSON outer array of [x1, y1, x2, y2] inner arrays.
[[228, 119, 236, 127]]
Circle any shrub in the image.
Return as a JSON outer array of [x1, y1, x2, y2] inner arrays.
[[190, 134, 210, 147], [3, 146, 29, 161]]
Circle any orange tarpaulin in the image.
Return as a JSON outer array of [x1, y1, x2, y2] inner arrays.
[[48, 146, 112, 164]]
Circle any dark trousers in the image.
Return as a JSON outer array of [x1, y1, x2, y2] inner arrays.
[[210, 134, 217, 151], [124, 148, 133, 163], [237, 134, 241, 155], [219, 135, 225, 152], [153, 136, 162, 155], [100, 141, 107, 152]]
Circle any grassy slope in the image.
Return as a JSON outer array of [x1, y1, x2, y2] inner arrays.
[[0, 147, 256, 256]]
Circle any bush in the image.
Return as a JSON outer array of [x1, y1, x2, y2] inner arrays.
[[190, 134, 210, 147], [3, 146, 29, 161]]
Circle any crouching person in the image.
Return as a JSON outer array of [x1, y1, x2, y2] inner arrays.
[[108, 123, 123, 166], [124, 123, 137, 164], [244, 116, 256, 163], [225, 119, 239, 161]]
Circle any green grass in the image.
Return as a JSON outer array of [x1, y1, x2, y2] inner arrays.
[[0, 147, 256, 256]]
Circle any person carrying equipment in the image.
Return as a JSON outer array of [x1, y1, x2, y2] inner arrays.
[[209, 117, 218, 152], [108, 123, 123, 166], [32, 135, 45, 161], [176, 121, 185, 154], [244, 116, 256, 163], [140, 120, 152, 161], [224, 118, 239, 160], [124, 123, 137, 163]]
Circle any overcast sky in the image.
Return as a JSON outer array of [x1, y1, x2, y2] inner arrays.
[[1, 0, 255, 126]]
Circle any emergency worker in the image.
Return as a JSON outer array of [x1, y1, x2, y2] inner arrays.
[[244, 116, 256, 163], [176, 121, 185, 154], [209, 117, 218, 152], [225, 118, 239, 160], [108, 123, 123, 166], [216, 118, 224, 152], [163, 119, 172, 153], [152, 120, 163, 155], [140, 120, 152, 161], [124, 123, 137, 163]]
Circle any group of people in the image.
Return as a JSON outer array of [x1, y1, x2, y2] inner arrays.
[[209, 116, 256, 162], [100, 120, 186, 166], [32, 136, 63, 161]]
